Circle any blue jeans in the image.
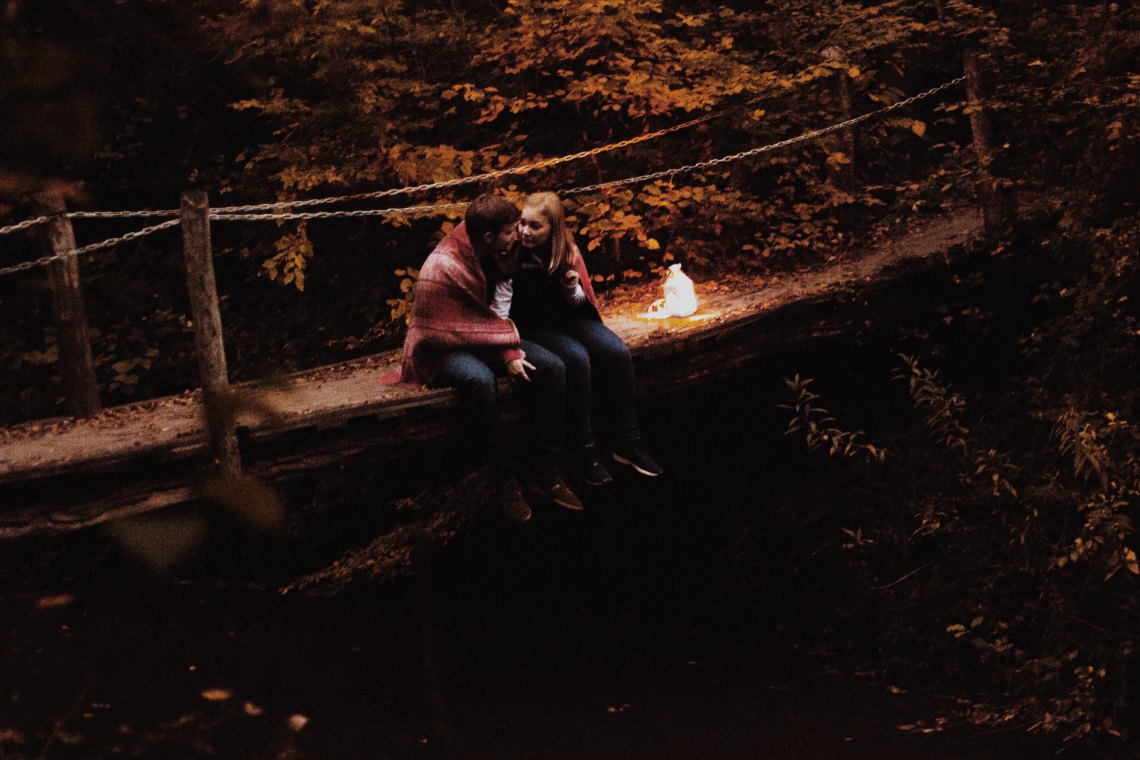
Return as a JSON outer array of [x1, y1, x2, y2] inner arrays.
[[429, 339, 565, 480], [522, 318, 641, 451]]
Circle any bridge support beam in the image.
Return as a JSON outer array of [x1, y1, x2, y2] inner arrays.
[[180, 190, 241, 476], [35, 195, 102, 418]]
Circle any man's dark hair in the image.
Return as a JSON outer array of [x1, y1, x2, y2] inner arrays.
[[465, 193, 520, 247]]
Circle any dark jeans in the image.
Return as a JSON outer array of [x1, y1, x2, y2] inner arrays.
[[522, 318, 641, 451], [430, 339, 565, 480]]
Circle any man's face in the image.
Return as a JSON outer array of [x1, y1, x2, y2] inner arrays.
[[487, 220, 520, 277]]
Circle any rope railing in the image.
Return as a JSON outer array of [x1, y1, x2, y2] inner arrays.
[[208, 103, 738, 215], [208, 77, 968, 219], [67, 209, 183, 221], [562, 76, 967, 196], [0, 69, 959, 235], [0, 89, 763, 237], [0, 207, 182, 237], [0, 217, 55, 236], [0, 76, 967, 277], [207, 201, 469, 223], [0, 219, 182, 277]]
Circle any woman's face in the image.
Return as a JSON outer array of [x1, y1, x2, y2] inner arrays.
[[517, 205, 552, 249]]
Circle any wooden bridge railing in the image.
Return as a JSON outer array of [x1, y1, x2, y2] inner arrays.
[[33, 194, 101, 418], [180, 190, 241, 476]]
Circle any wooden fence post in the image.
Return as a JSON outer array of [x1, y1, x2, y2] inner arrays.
[[823, 47, 857, 190], [964, 51, 1016, 234], [34, 195, 101, 418], [180, 190, 241, 476]]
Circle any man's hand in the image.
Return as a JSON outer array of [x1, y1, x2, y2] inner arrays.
[[505, 358, 536, 383]]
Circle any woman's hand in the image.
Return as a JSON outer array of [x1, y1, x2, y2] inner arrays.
[[561, 265, 580, 290]]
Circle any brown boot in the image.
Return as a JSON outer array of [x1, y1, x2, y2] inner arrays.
[[524, 472, 585, 512], [494, 476, 533, 524]]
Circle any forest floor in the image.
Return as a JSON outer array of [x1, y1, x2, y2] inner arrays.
[[0, 579, 1097, 760]]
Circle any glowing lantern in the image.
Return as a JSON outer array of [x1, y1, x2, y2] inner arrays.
[[646, 263, 698, 319]]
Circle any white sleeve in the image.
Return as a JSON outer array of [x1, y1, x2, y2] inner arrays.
[[490, 279, 514, 319], [563, 281, 587, 307]]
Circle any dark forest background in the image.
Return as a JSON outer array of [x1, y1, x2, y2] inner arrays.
[[1, 0, 1137, 750]]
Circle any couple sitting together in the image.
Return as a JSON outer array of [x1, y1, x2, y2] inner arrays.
[[398, 191, 663, 523]]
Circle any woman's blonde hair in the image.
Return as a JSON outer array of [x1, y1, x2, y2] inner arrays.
[[523, 191, 577, 275]]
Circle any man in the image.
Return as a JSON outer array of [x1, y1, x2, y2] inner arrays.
[[399, 192, 584, 523]]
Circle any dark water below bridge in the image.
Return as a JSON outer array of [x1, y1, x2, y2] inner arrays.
[[0, 336, 1114, 760]]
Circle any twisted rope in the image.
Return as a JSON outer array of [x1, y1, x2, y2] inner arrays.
[[0, 76, 965, 275], [208, 202, 467, 223], [68, 209, 181, 220], [0, 219, 181, 276], [0, 208, 182, 237], [563, 76, 967, 196], [207, 77, 969, 219], [1, 75, 962, 234], [209, 107, 736, 214], [0, 217, 52, 236], [0, 98, 741, 235]]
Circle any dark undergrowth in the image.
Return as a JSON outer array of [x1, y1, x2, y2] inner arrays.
[[2, 211, 1136, 755]]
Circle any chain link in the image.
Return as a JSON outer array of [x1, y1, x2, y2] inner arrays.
[[0, 217, 52, 236], [208, 202, 467, 222], [0, 219, 182, 277], [1, 208, 182, 237], [68, 209, 180, 220]]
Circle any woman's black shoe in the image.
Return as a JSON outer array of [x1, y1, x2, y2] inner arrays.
[[612, 443, 664, 478]]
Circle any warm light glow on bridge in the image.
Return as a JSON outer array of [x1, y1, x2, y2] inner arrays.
[[645, 263, 699, 319]]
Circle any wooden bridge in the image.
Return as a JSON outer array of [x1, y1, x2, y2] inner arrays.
[[0, 209, 983, 539], [0, 54, 1018, 539]]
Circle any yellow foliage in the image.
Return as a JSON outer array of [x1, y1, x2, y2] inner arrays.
[[263, 222, 314, 291]]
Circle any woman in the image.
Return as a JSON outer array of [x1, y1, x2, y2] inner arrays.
[[510, 191, 663, 485]]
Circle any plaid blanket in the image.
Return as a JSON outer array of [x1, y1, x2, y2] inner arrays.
[[398, 222, 524, 385]]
